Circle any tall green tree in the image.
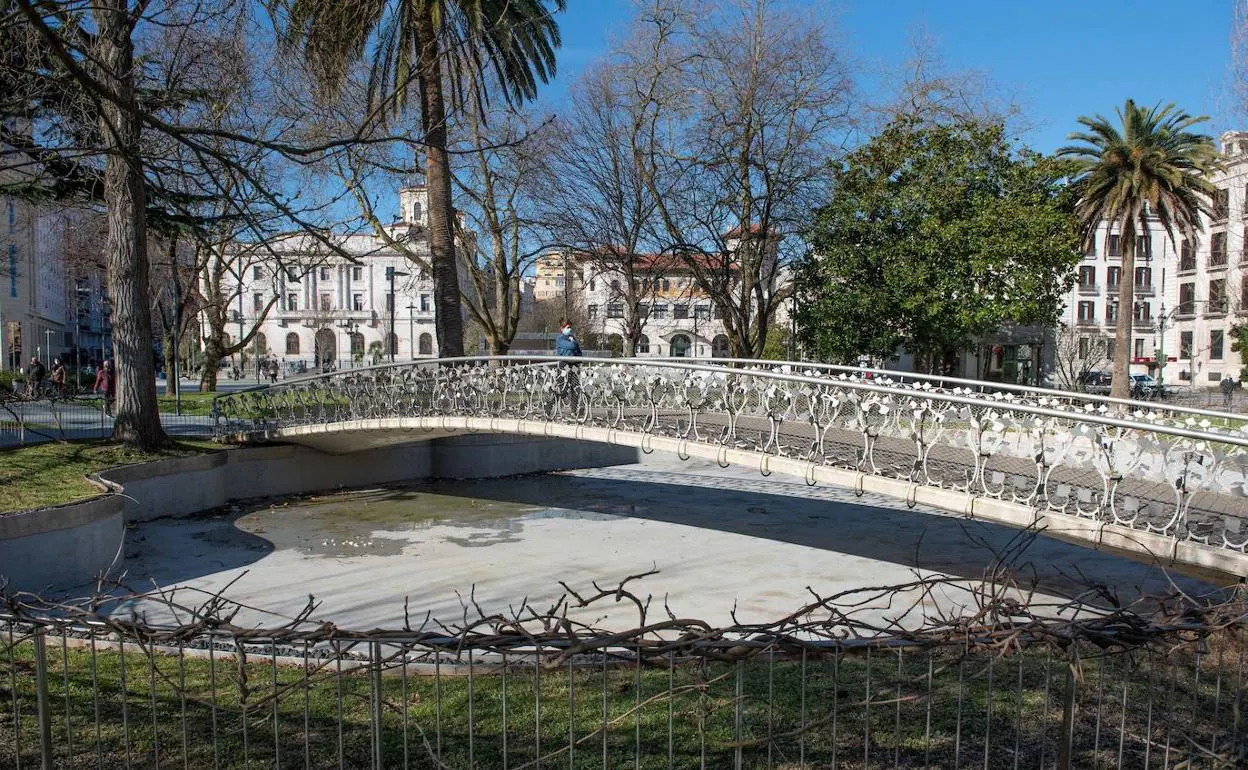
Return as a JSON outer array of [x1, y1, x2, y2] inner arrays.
[[282, 0, 565, 357], [797, 118, 1081, 371], [1058, 100, 1217, 400]]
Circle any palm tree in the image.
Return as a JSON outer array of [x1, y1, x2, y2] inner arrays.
[[1058, 99, 1218, 400], [283, 0, 565, 357]]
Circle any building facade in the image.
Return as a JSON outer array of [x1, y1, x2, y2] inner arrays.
[[1054, 130, 1248, 390], [213, 186, 441, 375]]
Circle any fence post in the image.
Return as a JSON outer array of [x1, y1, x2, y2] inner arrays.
[[1057, 659, 1078, 770], [371, 641, 384, 770], [33, 630, 53, 770]]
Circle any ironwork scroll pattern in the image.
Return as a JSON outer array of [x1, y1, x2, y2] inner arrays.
[[213, 358, 1248, 553]]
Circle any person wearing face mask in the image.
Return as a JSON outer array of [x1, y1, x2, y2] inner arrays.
[[548, 319, 584, 416], [555, 320, 583, 357]]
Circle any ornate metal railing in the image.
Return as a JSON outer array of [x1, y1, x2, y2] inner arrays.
[[213, 357, 1248, 554]]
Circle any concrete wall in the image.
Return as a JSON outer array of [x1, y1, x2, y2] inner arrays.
[[0, 436, 639, 592]]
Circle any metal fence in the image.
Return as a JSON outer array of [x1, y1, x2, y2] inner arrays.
[[0, 393, 212, 448], [2, 601, 1245, 769]]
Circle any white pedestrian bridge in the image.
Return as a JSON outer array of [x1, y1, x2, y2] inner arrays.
[[213, 356, 1248, 577]]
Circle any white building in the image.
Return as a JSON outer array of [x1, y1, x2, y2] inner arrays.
[[215, 186, 442, 374], [1054, 130, 1248, 391], [535, 249, 739, 358]]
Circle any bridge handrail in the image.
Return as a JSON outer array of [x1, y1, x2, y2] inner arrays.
[[213, 355, 1248, 448], [642, 356, 1246, 425]]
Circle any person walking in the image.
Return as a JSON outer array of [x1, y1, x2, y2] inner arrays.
[[1221, 375, 1236, 410], [49, 358, 67, 395], [551, 319, 584, 415], [93, 359, 116, 416], [26, 356, 47, 397]]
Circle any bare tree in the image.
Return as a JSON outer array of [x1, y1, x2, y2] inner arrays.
[[1052, 325, 1110, 392], [624, 0, 853, 358]]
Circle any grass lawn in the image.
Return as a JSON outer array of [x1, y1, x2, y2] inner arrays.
[[0, 439, 222, 514], [0, 634, 1231, 769], [156, 391, 220, 416]]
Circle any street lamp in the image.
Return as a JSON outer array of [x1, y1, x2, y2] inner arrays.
[[44, 329, 53, 368], [405, 303, 417, 359], [385, 267, 409, 362], [338, 319, 359, 368]]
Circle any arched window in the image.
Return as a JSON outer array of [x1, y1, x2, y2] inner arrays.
[[636, 334, 650, 355], [418, 333, 433, 355], [251, 332, 267, 356], [412, 200, 422, 223], [314, 328, 336, 366], [670, 334, 691, 358], [711, 334, 730, 358], [387, 332, 399, 356], [285, 332, 300, 355], [350, 332, 365, 357]]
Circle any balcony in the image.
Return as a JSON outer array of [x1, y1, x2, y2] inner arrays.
[[1077, 283, 1099, 296], [1178, 259, 1197, 275], [1133, 317, 1154, 331], [1204, 306, 1228, 319], [1134, 284, 1155, 297], [1075, 317, 1099, 327]]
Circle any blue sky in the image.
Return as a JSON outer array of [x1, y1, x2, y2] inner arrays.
[[543, 0, 1238, 153]]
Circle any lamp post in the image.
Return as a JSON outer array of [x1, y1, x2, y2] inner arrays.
[[406, 303, 417, 359], [44, 329, 53, 368], [338, 319, 358, 368], [385, 267, 409, 362]]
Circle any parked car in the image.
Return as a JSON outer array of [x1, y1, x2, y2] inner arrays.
[[1128, 373, 1173, 398], [1080, 371, 1112, 395]]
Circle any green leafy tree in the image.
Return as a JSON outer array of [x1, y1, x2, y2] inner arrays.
[[1057, 100, 1217, 399], [796, 118, 1081, 371], [282, 0, 566, 358], [1232, 323, 1248, 381]]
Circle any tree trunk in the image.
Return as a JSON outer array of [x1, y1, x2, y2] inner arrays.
[[95, 0, 166, 449], [199, 340, 221, 392], [417, 10, 464, 358], [163, 332, 178, 397], [1110, 222, 1136, 401]]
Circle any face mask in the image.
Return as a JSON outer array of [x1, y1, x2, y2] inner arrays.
[[562, 327, 572, 336]]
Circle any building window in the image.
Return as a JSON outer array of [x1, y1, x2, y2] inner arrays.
[[694, 304, 711, 320], [1107, 340, 1116, 361], [320, 267, 331, 281], [556, 276, 565, 288], [1243, 227, 1248, 262], [1107, 266, 1121, 289], [1105, 302, 1118, 323], [1211, 231, 1227, 266], [637, 334, 650, 354], [1208, 279, 1226, 313], [350, 332, 365, 357], [610, 279, 620, 292], [352, 294, 364, 311], [1180, 239, 1196, 272], [286, 267, 299, 282], [387, 333, 398, 356], [412, 201, 422, 222], [1133, 338, 1145, 359], [420, 294, 430, 312], [1213, 188, 1230, 220], [1133, 301, 1151, 322], [1137, 235, 1151, 258], [589, 279, 596, 292], [662, 279, 671, 292], [286, 293, 298, 312], [1178, 283, 1196, 316], [650, 304, 668, 319], [606, 303, 624, 319], [253, 292, 264, 312], [1241, 275, 1248, 307], [1107, 234, 1121, 257], [712, 334, 730, 358], [352, 266, 363, 281], [1077, 336, 1090, 358], [1134, 266, 1151, 288], [252, 266, 263, 280], [1180, 331, 1193, 358], [1078, 265, 1096, 289], [418, 333, 433, 355], [587, 304, 598, 320], [385, 293, 394, 312], [673, 304, 689, 319], [1211, 329, 1225, 360], [319, 294, 332, 311], [285, 332, 300, 354], [1209, 371, 1224, 383]]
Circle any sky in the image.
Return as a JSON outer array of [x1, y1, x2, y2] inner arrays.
[[541, 0, 1239, 153]]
